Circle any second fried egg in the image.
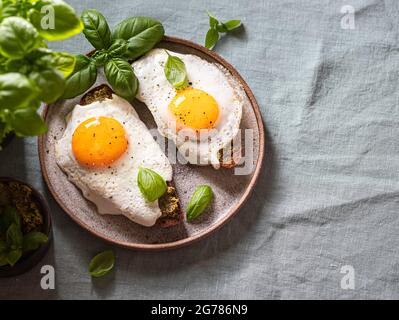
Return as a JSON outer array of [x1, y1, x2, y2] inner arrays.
[[132, 49, 244, 168]]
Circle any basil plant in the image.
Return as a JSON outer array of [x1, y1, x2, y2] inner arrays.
[[0, 0, 82, 147]]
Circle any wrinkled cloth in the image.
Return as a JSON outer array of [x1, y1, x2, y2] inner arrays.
[[1, 0, 399, 299]]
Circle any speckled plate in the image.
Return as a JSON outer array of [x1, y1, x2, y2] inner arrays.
[[38, 36, 265, 250]]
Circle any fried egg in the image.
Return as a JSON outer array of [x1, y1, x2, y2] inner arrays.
[[55, 94, 172, 227], [132, 49, 244, 169]]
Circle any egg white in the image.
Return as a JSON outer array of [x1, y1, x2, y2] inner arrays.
[[55, 94, 173, 227], [132, 49, 244, 168]]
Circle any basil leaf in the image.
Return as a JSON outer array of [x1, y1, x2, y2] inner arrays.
[[186, 185, 213, 221], [49, 52, 76, 78], [91, 49, 108, 66], [6, 249, 22, 266], [81, 9, 112, 50], [164, 52, 189, 90], [29, 0, 83, 41], [0, 206, 20, 233], [26, 48, 75, 78], [221, 19, 241, 31], [0, 73, 39, 109], [6, 223, 23, 249], [62, 54, 97, 99], [10, 107, 48, 137], [207, 11, 219, 29], [205, 28, 219, 50], [104, 58, 138, 99], [22, 231, 48, 253], [107, 39, 128, 58], [89, 250, 115, 278], [0, 17, 40, 59], [112, 16, 164, 59], [137, 167, 167, 202], [29, 68, 65, 103]]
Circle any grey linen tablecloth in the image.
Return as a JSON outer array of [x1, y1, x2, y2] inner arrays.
[[1, 0, 399, 299]]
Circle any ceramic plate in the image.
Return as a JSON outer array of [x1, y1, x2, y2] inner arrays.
[[38, 36, 265, 250]]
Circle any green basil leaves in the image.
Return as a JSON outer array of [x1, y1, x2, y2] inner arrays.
[[186, 185, 213, 222], [64, 11, 165, 101], [205, 28, 219, 50], [164, 52, 189, 90], [81, 9, 112, 50], [137, 167, 167, 202], [112, 16, 165, 59], [104, 58, 139, 99], [0, 206, 48, 267], [89, 250, 115, 278], [0, 17, 41, 59], [0, 0, 82, 145], [62, 54, 97, 99], [10, 107, 48, 137], [0, 73, 39, 109], [22, 231, 49, 253], [205, 11, 242, 50]]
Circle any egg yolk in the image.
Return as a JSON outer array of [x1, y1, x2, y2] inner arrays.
[[72, 117, 128, 168], [168, 87, 219, 130]]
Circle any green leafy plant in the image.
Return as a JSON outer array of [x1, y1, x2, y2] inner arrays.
[[88, 250, 115, 278], [0, 206, 48, 267], [205, 11, 242, 49], [186, 185, 213, 221], [64, 10, 164, 100], [137, 167, 167, 202], [0, 0, 83, 147], [164, 51, 188, 90]]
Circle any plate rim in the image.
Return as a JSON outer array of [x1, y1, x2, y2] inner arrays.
[[38, 35, 265, 251]]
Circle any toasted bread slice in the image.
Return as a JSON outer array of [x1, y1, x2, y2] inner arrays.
[[80, 84, 183, 227]]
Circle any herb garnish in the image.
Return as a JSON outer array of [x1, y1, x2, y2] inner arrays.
[[164, 51, 189, 90], [137, 167, 167, 202], [186, 185, 213, 221], [64, 10, 164, 100], [205, 11, 242, 50], [88, 250, 115, 278]]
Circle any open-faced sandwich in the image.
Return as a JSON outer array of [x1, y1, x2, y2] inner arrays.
[[132, 49, 245, 169], [55, 84, 182, 228]]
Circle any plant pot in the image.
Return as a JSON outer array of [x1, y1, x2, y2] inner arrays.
[[0, 133, 15, 150], [0, 177, 52, 277]]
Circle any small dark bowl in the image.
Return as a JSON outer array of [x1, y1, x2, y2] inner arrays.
[[0, 133, 15, 150], [0, 177, 52, 277]]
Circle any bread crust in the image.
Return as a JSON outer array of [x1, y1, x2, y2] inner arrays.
[[79, 84, 183, 228]]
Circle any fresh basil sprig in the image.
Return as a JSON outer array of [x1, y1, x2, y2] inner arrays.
[[186, 185, 213, 222], [137, 167, 167, 202], [164, 51, 189, 90], [205, 11, 242, 50], [89, 250, 115, 278], [0, 206, 48, 267], [64, 11, 165, 100], [0, 0, 81, 146]]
